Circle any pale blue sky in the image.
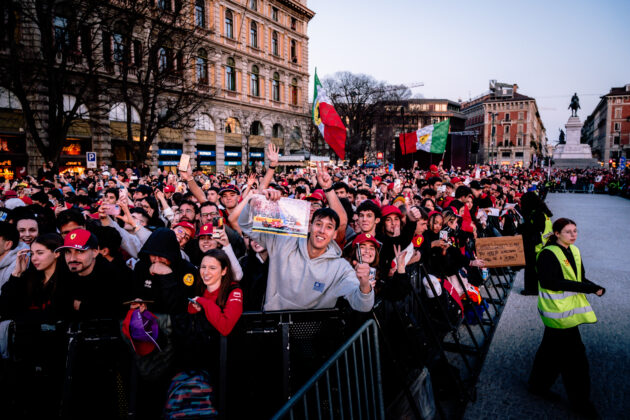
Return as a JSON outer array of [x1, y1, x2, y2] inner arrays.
[[307, 0, 630, 145]]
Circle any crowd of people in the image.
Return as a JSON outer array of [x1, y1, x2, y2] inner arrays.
[[545, 167, 630, 195], [0, 143, 615, 418]]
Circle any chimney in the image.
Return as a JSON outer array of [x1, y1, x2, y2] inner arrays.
[[512, 84, 518, 94]]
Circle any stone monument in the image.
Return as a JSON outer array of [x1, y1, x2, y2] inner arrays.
[[552, 93, 598, 168]]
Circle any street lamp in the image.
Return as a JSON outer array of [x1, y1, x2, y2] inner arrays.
[[488, 112, 498, 169]]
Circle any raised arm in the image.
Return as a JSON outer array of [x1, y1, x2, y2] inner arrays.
[[259, 143, 279, 190], [316, 162, 347, 234], [180, 164, 207, 203]]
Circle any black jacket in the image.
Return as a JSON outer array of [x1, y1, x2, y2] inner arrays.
[[131, 228, 200, 315], [537, 245, 603, 294]]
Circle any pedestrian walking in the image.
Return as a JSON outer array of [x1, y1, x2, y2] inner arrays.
[[528, 218, 605, 418]]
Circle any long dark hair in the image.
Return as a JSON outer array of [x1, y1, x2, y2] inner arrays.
[[547, 218, 577, 245], [29, 233, 64, 295], [198, 249, 237, 308]]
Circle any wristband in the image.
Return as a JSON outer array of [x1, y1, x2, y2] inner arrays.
[[269, 165, 277, 170], [324, 186, 334, 193]]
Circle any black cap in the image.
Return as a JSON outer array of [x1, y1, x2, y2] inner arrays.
[[469, 181, 482, 190]]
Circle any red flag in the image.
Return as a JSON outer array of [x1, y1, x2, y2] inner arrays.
[[399, 132, 417, 155], [317, 102, 346, 160]]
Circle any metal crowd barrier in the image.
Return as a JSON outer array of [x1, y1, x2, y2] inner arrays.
[[271, 319, 385, 420]]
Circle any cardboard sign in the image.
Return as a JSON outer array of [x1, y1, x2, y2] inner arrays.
[[475, 235, 525, 268]]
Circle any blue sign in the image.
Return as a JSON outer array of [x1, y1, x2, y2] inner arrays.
[[620, 156, 626, 167], [249, 152, 264, 158], [158, 160, 180, 166], [158, 149, 182, 156], [86, 152, 96, 162], [225, 151, 242, 158], [197, 150, 216, 157], [199, 160, 216, 166], [224, 161, 242, 166]]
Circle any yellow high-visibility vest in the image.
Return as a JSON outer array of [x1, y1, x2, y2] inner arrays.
[[537, 245, 597, 329], [535, 215, 554, 255]]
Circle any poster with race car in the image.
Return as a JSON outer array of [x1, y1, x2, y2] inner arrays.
[[250, 195, 310, 238]]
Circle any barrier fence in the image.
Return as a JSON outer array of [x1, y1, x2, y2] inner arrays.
[[271, 319, 385, 420], [1, 265, 516, 419]]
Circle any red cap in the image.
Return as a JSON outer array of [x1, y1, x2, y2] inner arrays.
[[198, 223, 214, 237], [427, 210, 442, 219], [429, 164, 438, 172], [219, 184, 241, 195], [387, 183, 395, 191], [381, 205, 402, 218], [173, 221, 196, 238], [3, 190, 17, 199], [56, 229, 98, 252], [352, 233, 381, 249], [164, 185, 175, 193], [451, 177, 461, 184], [304, 190, 325, 202]]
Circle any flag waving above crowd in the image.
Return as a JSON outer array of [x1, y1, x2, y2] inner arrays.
[[312, 69, 346, 160], [399, 118, 450, 155]]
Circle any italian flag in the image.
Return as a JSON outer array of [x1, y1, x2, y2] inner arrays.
[[312, 69, 346, 160], [399, 119, 450, 155]]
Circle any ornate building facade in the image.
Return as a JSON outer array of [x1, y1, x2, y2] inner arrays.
[[462, 81, 547, 167], [0, 0, 314, 176]]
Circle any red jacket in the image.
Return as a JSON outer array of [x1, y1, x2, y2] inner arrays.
[[188, 285, 243, 336]]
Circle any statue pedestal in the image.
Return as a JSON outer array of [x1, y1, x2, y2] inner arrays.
[[553, 116, 598, 168]]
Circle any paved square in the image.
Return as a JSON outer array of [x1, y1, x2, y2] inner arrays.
[[464, 193, 630, 420]]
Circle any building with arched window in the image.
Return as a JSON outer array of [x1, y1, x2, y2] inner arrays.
[[1, 0, 314, 174]]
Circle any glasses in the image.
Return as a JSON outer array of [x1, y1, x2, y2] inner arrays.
[[173, 228, 191, 241], [201, 211, 220, 218]]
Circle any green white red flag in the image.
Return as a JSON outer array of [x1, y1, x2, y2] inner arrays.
[[399, 119, 450, 155], [312, 69, 346, 160]]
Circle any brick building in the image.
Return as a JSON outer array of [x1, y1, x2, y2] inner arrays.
[[461, 81, 547, 167], [581, 84, 630, 166], [0, 0, 314, 177]]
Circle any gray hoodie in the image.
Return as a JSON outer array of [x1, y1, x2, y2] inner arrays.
[[239, 202, 374, 312]]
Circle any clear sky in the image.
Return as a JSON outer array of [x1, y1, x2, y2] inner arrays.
[[306, 0, 630, 145]]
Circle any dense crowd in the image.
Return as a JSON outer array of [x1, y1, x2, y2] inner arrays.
[[0, 143, 623, 418]]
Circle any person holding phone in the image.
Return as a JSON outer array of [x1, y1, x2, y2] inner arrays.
[[187, 223, 243, 281]]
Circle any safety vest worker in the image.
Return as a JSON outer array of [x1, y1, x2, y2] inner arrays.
[[537, 244, 596, 329]]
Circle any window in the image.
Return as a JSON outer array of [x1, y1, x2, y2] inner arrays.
[[615, 108, 622, 119], [226, 57, 236, 91], [272, 124, 283, 138], [290, 17, 297, 30], [272, 31, 278, 55], [504, 125, 510, 135], [272, 72, 280, 101], [290, 78, 298, 105], [249, 0, 257, 11], [517, 137, 523, 146], [614, 122, 621, 131], [518, 112, 523, 120], [503, 139, 510, 147], [290, 40, 297, 63], [158, 0, 171, 11], [615, 98, 621, 104], [250, 21, 258, 48], [491, 126, 496, 136], [272, 7, 278, 21], [613, 134, 620, 145], [196, 49, 208, 83], [133, 40, 142, 66], [158, 47, 169, 73], [80, 26, 92, 58], [250, 65, 259, 96], [504, 113, 510, 122], [519, 102, 524, 109], [517, 123, 523, 134], [225, 9, 233, 39], [502, 151, 511, 158], [195, 0, 205, 28], [54, 16, 70, 51], [113, 33, 125, 62]]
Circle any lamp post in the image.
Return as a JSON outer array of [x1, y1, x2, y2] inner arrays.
[[488, 112, 497, 169]]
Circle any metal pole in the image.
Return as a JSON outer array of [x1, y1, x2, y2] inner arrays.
[[401, 106, 406, 168]]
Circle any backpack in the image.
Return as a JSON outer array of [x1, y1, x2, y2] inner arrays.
[[164, 370, 218, 420]]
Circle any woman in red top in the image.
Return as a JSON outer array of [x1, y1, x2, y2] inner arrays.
[[188, 249, 243, 336]]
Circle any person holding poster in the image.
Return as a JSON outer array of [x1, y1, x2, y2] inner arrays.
[[238, 163, 374, 312]]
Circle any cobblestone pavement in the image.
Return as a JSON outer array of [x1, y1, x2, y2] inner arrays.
[[464, 193, 630, 420]]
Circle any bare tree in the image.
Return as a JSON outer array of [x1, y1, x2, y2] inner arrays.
[[106, 0, 211, 165], [0, 0, 109, 163], [320, 71, 410, 163]]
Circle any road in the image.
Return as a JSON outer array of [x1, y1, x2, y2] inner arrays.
[[464, 193, 630, 420]]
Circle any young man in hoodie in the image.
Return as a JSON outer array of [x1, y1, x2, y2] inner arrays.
[[238, 185, 374, 312]]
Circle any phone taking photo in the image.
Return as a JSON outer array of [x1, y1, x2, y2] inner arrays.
[[356, 246, 363, 264]]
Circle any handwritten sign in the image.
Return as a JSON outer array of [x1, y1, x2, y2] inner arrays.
[[476, 235, 526, 268]]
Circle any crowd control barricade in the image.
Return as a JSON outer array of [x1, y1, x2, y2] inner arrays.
[[271, 319, 385, 420]]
